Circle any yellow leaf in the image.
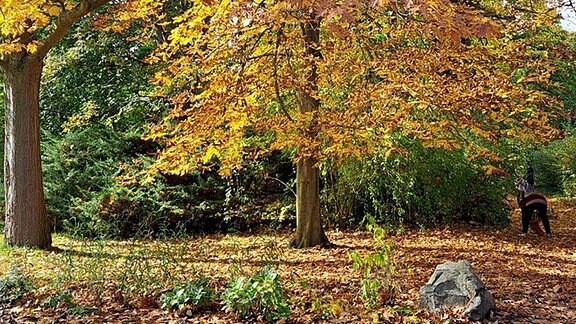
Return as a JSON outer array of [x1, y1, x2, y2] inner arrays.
[[483, 165, 505, 176], [46, 6, 60, 17], [385, 148, 393, 159], [26, 43, 37, 53], [202, 145, 219, 164]]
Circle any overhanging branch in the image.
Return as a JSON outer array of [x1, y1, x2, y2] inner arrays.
[[36, 0, 111, 58]]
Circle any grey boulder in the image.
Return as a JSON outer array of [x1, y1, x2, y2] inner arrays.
[[419, 260, 495, 321]]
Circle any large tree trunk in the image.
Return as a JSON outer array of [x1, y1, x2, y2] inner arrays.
[[290, 16, 329, 248], [291, 157, 328, 248], [2, 55, 51, 248], [0, 0, 111, 249]]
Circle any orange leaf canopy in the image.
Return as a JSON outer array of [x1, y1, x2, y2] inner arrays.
[[112, 0, 564, 176]]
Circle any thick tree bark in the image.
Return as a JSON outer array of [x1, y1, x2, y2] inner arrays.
[[0, 0, 111, 248], [291, 157, 328, 248], [290, 16, 329, 248], [2, 56, 51, 248]]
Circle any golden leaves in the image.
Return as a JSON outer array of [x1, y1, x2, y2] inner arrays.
[[131, 0, 566, 178], [0, 0, 71, 55], [482, 164, 506, 176]]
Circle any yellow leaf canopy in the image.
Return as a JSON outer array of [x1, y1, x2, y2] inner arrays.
[[113, 0, 565, 176]]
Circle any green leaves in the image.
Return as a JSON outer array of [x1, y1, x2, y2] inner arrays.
[[349, 221, 396, 309], [0, 265, 32, 305], [221, 266, 290, 321], [159, 277, 214, 311]]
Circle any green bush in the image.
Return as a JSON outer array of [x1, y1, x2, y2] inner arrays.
[[221, 267, 290, 322], [531, 148, 563, 194], [322, 142, 511, 230], [532, 134, 576, 196], [0, 265, 32, 305], [42, 121, 230, 238], [42, 124, 125, 236], [42, 116, 296, 238], [160, 278, 214, 311]]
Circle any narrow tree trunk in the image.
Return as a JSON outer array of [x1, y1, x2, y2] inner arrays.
[[2, 56, 51, 248], [290, 16, 329, 248]]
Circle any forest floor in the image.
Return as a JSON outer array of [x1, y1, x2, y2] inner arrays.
[[0, 197, 575, 323]]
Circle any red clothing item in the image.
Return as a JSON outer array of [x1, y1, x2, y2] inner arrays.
[[529, 221, 545, 236], [522, 193, 547, 207]]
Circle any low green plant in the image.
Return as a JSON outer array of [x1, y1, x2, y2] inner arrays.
[[160, 278, 214, 311], [111, 241, 179, 306], [63, 305, 97, 316], [349, 219, 395, 309], [221, 266, 290, 322], [309, 294, 347, 320], [42, 290, 74, 309], [0, 265, 32, 305]]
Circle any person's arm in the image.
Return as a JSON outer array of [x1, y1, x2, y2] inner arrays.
[[517, 190, 525, 207]]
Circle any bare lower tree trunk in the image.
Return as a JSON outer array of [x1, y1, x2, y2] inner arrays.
[[2, 56, 51, 248], [290, 157, 328, 248], [290, 15, 329, 248]]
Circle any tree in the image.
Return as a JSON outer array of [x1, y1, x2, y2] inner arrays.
[[114, 0, 565, 247], [40, 22, 158, 133], [0, 0, 110, 248]]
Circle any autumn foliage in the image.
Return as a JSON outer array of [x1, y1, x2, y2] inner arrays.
[[1, 0, 574, 321], [87, 0, 571, 248], [0, 0, 64, 56], [102, 0, 565, 177], [0, 0, 110, 59]]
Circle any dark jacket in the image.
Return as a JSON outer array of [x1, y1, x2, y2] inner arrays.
[[517, 191, 550, 235], [526, 166, 534, 185]]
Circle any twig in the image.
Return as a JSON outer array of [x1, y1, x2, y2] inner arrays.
[[267, 176, 296, 198]]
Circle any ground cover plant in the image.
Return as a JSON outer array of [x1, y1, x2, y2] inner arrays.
[[0, 198, 574, 323]]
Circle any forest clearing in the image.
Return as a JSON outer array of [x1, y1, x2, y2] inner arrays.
[[2, 1, 576, 323], [0, 197, 574, 323]]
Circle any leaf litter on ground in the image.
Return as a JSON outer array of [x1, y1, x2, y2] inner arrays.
[[0, 197, 574, 323]]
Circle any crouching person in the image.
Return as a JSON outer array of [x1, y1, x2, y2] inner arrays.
[[517, 191, 552, 237]]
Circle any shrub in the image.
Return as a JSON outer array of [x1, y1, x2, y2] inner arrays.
[[532, 135, 576, 196], [42, 121, 293, 239], [42, 123, 229, 238], [221, 267, 290, 322], [322, 142, 511, 229], [160, 278, 214, 312], [42, 124, 129, 237]]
